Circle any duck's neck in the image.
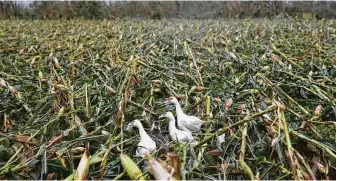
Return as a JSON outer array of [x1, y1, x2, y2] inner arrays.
[[136, 125, 150, 141], [175, 103, 184, 118], [168, 118, 177, 133]]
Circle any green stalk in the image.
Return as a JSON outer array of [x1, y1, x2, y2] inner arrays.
[[280, 108, 298, 180], [206, 96, 211, 122], [257, 73, 310, 116], [194, 105, 276, 148], [239, 160, 256, 180], [290, 131, 336, 160], [239, 123, 248, 161], [271, 42, 303, 70]]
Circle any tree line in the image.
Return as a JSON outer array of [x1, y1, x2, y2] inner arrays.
[[0, 1, 335, 20]]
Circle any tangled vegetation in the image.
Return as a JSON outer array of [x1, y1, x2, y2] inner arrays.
[[0, 18, 336, 180]]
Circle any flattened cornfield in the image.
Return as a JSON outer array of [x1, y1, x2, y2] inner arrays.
[[0, 19, 336, 180]]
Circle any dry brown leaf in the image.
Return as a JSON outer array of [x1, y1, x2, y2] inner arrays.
[[151, 80, 162, 84], [236, 104, 246, 113], [0, 78, 7, 87], [45, 132, 64, 148], [15, 135, 38, 145], [75, 115, 88, 135], [228, 51, 237, 59], [38, 71, 46, 82], [255, 171, 260, 180], [262, 114, 272, 121], [195, 86, 206, 92], [266, 126, 277, 136], [219, 163, 231, 171], [53, 57, 60, 68], [1, 117, 15, 132], [214, 97, 222, 103], [145, 153, 175, 181], [314, 105, 322, 116], [174, 72, 186, 76], [206, 150, 221, 156], [158, 159, 168, 171], [60, 157, 67, 168], [19, 49, 25, 55], [71, 147, 86, 155], [275, 101, 286, 110], [316, 162, 326, 174], [106, 85, 116, 94], [271, 53, 280, 62], [168, 153, 181, 180], [46, 172, 57, 180], [271, 137, 278, 148], [8, 85, 18, 96], [153, 88, 161, 92], [225, 98, 233, 110]]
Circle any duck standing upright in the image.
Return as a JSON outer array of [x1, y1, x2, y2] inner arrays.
[[159, 112, 194, 144], [166, 97, 203, 132], [126, 119, 156, 157]]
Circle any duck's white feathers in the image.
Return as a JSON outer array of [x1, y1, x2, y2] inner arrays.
[[161, 112, 196, 144], [127, 119, 156, 157], [136, 139, 156, 157], [177, 114, 203, 132], [168, 97, 204, 132], [169, 126, 194, 143]]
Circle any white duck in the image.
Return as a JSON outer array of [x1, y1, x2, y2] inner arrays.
[[166, 97, 203, 132], [126, 119, 156, 157], [159, 112, 194, 144]]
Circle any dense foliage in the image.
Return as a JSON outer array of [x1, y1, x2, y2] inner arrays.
[[0, 1, 336, 20]]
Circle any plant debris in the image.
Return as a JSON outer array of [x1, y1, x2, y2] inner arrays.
[[0, 18, 335, 180]]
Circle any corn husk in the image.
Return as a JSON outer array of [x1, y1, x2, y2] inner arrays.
[[145, 153, 175, 181], [120, 153, 145, 180], [74, 148, 90, 180]]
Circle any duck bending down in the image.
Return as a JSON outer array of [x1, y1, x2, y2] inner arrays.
[[166, 97, 203, 132], [126, 119, 156, 157], [159, 112, 194, 144]]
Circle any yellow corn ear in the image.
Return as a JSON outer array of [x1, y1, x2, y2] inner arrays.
[[64, 170, 75, 181], [120, 154, 145, 180]]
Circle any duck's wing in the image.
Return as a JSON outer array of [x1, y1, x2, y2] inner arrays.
[[138, 140, 156, 151], [173, 131, 186, 143], [177, 130, 194, 143], [136, 141, 156, 157], [190, 116, 204, 125], [179, 125, 191, 132], [185, 131, 195, 142], [182, 116, 203, 132], [136, 147, 149, 157], [147, 140, 157, 152], [176, 117, 190, 131]]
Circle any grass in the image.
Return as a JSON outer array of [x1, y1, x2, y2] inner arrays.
[[0, 18, 336, 180]]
